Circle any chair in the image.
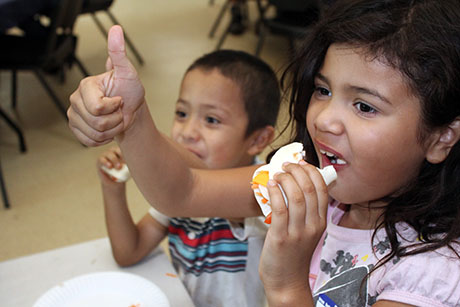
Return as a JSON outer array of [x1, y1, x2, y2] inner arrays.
[[254, 0, 320, 56], [0, 158, 11, 209], [210, 0, 250, 50], [0, 0, 89, 151], [80, 0, 144, 65]]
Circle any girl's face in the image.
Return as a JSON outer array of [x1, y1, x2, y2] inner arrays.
[[171, 68, 255, 169], [307, 44, 429, 205]]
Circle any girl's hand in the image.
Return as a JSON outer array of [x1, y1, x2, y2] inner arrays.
[[259, 161, 329, 305], [97, 146, 126, 186], [68, 25, 145, 147]]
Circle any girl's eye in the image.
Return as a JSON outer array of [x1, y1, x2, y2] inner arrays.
[[314, 86, 331, 97], [354, 102, 377, 115], [205, 116, 220, 125]]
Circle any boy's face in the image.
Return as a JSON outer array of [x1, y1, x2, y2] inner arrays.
[[307, 44, 430, 206], [171, 68, 255, 169]]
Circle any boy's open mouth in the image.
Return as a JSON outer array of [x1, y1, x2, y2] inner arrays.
[[320, 149, 346, 165]]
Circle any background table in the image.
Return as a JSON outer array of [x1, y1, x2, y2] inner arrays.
[[0, 237, 195, 306]]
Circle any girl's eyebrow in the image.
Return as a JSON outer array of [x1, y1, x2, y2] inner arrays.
[[316, 73, 390, 105], [315, 73, 329, 84], [348, 85, 391, 105]]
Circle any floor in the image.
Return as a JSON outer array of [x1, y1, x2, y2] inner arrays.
[[0, 0, 292, 262]]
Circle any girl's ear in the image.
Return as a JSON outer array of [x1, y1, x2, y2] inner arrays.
[[426, 117, 460, 164], [246, 125, 275, 156]]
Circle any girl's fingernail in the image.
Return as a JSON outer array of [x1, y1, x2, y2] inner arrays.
[[299, 160, 307, 165], [268, 179, 277, 187], [282, 162, 290, 167]]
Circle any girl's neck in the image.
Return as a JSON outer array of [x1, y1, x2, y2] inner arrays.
[[338, 201, 385, 230]]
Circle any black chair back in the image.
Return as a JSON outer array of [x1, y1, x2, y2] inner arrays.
[[44, 0, 83, 61], [268, 0, 319, 12], [81, 0, 114, 14]]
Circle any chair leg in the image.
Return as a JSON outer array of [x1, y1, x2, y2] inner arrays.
[[33, 70, 68, 120], [209, 0, 231, 38], [0, 107, 27, 153], [11, 70, 17, 109], [215, 22, 232, 50], [255, 25, 266, 56], [73, 56, 90, 77], [104, 10, 145, 66], [0, 160, 10, 209]]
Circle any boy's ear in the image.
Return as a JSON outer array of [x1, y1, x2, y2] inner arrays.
[[426, 117, 460, 164], [246, 125, 275, 156]]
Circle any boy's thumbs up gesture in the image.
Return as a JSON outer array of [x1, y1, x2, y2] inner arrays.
[[68, 25, 145, 146]]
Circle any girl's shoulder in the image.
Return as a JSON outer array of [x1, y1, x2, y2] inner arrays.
[[375, 225, 460, 306]]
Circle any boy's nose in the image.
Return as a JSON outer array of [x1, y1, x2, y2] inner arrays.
[[181, 119, 200, 142]]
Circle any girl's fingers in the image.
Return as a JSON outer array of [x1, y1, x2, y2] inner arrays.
[[273, 170, 308, 233], [283, 162, 329, 228], [79, 74, 122, 116], [266, 179, 288, 236], [68, 104, 124, 145], [70, 126, 113, 147]]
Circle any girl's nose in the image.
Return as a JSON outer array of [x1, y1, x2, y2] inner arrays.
[[314, 101, 344, 135]]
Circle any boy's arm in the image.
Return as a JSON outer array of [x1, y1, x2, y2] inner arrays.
[[68, 25, 262, 218], [98, 161, 168, 267]]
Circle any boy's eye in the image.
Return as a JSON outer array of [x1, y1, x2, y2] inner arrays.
[[205, 116, 220, 124], [175, 110, 187, 118], [354, 102, 377, 114]]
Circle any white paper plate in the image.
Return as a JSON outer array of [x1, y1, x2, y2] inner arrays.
[[33, 271, 170, 307]]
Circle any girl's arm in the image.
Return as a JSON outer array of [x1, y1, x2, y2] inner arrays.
[[260, 161, 329, 306], [98, 148, 168, 266], [68, 25, 262, 219], [116, 102, 262, 218]]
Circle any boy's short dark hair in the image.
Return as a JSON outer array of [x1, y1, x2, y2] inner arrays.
[[186, 50, 281, 137]]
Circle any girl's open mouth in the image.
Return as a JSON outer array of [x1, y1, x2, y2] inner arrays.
[[320, 149, 346, 165]]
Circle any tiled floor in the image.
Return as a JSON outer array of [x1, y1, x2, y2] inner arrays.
[[0, 0, 291, 261]]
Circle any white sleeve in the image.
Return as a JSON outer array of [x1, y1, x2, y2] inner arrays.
[[148, 207, 170, 227], [229, 217, 268, 241]]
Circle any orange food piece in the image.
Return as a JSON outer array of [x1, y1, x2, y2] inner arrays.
[[166, 272, 178, 278], [252, 170, 269, 186], [264, 212, 272, 224]]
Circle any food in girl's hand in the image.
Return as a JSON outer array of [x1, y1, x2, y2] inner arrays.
[[101, 164, 131, 182], [251, 142, 337, 223]]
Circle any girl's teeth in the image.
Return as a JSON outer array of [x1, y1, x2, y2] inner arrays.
[[319, 149, 347, 165]]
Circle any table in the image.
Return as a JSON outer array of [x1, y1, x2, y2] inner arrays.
[[0, 238, 195, 307]]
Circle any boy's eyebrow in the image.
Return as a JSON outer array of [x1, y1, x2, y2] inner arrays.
[[176, 98, 231, 115], [315, 73, 391, 105]]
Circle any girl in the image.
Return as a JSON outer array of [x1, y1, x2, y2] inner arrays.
[[67, 0, 460, 305], [259, 0, 460, 306]]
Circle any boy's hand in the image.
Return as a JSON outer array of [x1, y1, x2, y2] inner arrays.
[[97, 146, 126, 185], [68, 25, 145, 146]]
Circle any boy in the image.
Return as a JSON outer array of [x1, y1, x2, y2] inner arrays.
[[97, 49, 280, 307]]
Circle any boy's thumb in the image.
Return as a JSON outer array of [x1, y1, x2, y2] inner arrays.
[[107, 25, 132, 77]]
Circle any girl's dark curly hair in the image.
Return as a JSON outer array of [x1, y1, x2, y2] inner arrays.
[[277, 0, 460, 269]]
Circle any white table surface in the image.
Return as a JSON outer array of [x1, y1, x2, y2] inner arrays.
[[0, 237, 195, 307]]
